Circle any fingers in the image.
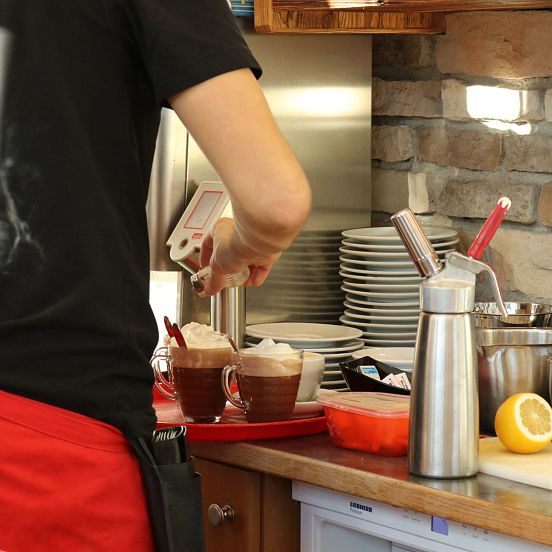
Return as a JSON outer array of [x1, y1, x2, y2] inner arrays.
[[202, 270, 227, 296], [199, 232, 214, 268], [246, 265, 272, 287]]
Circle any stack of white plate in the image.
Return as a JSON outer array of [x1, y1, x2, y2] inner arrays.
[[247, 230, 345, 324], [244, 322, 364, 391], [338, 227, 459, 347]]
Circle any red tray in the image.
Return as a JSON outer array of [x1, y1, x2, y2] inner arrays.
[[154, 399, 327, 442]]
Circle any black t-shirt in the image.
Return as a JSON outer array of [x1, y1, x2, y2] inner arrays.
[[0, 0, 260, 437]]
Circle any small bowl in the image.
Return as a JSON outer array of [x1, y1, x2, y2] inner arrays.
[[340, 358, 411, 395], [297, 352, 325, 402], [316, 392, 410, 456]]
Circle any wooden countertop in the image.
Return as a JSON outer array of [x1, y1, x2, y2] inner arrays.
[[191, 433, 552, 547]]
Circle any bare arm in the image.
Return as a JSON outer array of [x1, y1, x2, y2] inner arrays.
[[169, 68, 311, 293]]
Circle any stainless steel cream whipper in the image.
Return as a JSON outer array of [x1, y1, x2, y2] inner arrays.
[[391, 203, 509, 478]]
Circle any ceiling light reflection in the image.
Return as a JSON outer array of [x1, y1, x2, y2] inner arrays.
[[265, 86, 370, 118]]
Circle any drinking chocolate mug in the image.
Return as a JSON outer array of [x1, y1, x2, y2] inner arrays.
[[151, 346, 233, 423], [221, 349, 304, 423]]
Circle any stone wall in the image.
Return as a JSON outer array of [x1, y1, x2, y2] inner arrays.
[[372, 11, 552, 303]]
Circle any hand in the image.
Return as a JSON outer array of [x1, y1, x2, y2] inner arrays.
[[199, 218, 281, 296]]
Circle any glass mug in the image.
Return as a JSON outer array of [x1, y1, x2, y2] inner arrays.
[[151, 346, 233, 423], [221, 349, 304, 423]]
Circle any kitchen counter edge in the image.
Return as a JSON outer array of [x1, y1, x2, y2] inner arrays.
[[191, 433, 552, 547]]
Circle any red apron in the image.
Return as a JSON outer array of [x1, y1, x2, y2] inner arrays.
[[0, 390, 154, 552]]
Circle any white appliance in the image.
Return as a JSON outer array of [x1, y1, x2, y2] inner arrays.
[[293, 482, 550, 551]]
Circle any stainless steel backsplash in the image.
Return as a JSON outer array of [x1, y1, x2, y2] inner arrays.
[[146, 19, 372, 327]]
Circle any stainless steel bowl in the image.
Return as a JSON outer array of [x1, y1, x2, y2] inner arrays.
[[476, 328, 552, 435], [473, 302, 552, 328]]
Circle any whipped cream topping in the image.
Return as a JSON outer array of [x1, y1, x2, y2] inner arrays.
[[241, 338, 293, 355], [164, 322, 231, 349], [240, 339, 302, 377]]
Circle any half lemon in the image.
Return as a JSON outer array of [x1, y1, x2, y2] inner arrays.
[[494, 392, 552, 454]]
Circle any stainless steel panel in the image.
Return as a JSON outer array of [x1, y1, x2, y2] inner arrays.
[[150, 19, 372, 327]]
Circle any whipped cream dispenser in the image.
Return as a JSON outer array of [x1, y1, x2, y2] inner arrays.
[[166, 181, 247, 347], [391, 204, 509, 478]]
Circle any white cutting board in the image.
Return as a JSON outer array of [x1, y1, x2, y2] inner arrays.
[[479, 437, 552, 490]]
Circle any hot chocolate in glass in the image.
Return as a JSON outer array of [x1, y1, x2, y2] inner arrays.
[[151, 322, 232, 423], [222, 340, 303, 423]]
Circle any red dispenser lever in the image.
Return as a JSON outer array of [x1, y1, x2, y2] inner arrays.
[[467, 197, 511, 260]]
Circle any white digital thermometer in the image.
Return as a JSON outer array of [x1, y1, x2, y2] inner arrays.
[[166, 181, 232, 274]]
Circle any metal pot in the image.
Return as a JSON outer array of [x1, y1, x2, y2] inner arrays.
[[473, 302, 552, 328], [476, 328, 552, 435]]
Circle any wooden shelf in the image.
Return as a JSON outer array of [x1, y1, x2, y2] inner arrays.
[[255, 0, 552, 33]]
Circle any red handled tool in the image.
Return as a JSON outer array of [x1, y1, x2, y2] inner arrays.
[[163, 316, 175, 338], [171, 323, 187, 348], [467, 197, 511, 260]]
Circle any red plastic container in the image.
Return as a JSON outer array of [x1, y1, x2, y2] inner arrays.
[[317, 392, 410, 456]]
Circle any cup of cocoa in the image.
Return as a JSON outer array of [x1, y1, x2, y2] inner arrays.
[[151, 322, 233, 423], [221, 340, 304, 423]]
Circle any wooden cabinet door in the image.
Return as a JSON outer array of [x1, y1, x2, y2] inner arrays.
[[196, 458, 261, 552], [261, 475, 300, 552]]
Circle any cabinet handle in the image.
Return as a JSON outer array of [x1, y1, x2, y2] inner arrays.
[[208, 504, 235, 527]]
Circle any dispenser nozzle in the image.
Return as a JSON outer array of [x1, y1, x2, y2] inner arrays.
[[391, 209, 442, 278], [446, 252, 508, 317]]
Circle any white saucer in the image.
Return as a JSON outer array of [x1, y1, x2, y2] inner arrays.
[[292, 400, 324, 419], [246, 322, 362, 347]]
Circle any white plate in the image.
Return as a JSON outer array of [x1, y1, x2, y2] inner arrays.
[[340, 246, 455, 261], [339, 270, 421, 285], [340, 257, 416, 268], [342, 285, 419, 299], [321, 382, 348, 389], [344, 294, 419, 309], [341, 238, 459, 251], [342, 226, 457, 242], [360, 337, 416, 346], [344, 307, 419, 322], [340, 261, 419, 276], [340, 247, 413, 259], [362, 332, 417, 340], [320, 350, 355, 360], [340, 314, 417, 330], [243, 339, 363, 354], [351, 347, 414, 371], [245, 323, 362, 346], [324, 369, 344, 376], [295, 340, 365, 354], [340, 279, 420, 292]]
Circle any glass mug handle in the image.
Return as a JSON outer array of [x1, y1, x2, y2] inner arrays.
[[150, 347, 177, 400], [221, 364, 245, 409]]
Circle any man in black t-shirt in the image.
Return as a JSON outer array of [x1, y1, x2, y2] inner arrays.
[[0, 1, 311, 550]]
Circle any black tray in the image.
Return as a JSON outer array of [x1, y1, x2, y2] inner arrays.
[[340, 357, 411, 395]]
